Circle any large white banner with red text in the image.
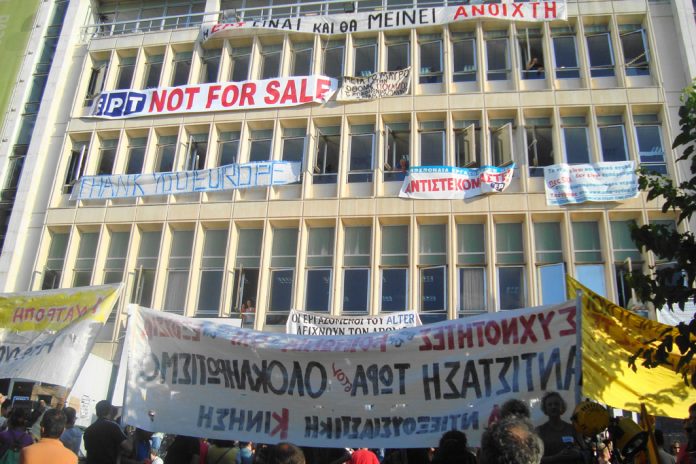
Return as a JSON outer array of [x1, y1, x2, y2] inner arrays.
[[399, 165, 514, 200], [202, 3, 566, 40], [124, 302, 578, 447], [90, 75, 337, 119]]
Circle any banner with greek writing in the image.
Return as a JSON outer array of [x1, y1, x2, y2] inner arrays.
[[544, 161, 638, 206], [398, 165, 514, 200], [0, 285, 121, 387], [202, 3, 566, 40], [337, 69, 411, 102], [286, 310, 422, 335], [124, 302, 578, 447], [70, 161, 302, 201], [89, 75, 337, 119]]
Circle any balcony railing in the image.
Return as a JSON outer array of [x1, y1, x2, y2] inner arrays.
[[81, 12, 206, 40]]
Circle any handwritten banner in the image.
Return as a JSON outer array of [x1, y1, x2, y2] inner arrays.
[[398, 165, 514, 200], [544, 161, 638, 206], [89, 75, 337, 119], [70, 161, 302, 200], [0, 285, 121, 387], [286, 310, 421, 335], [202, 3, 566, 40], [124, 302, 578, 447], [337, 69, 410, 101]]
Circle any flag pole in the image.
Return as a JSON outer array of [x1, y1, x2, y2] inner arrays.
[[575, 290, 583, 406]]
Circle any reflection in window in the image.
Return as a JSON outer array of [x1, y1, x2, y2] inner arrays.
[[132, 230, 162, 308], [305, 228, 333, 312], [268, 228, 298, 324], [42, 232, 69, 290], [458, 223, 486, 314], [344, 226, 371, 313], [496, 222, 525, 310], [164, 229, 194, 315], [420, 224, 447, 322], [576, 264, 606, 296], [490, 120, 514, 167], [455, 121, 481, 168], [197, 229, 228, 316], [539, 263, 566, 305]]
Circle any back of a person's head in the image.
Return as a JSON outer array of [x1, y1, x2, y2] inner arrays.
[[434, 430, 471, 464], [500, 399, 531, 419], [268, 442, 305, 464], [480, 416, 544, 464], [95, 400, 112, 418], [63, 407, 77, 426], [655, 430, 665, 447], [41, 409, 67, 439], [8, 407, 28, 428]]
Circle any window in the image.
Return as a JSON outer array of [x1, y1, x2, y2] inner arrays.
[[387, 37, 409, 71], [292, 42, 313, 76], [73, 232, 99, 287], [64, 142, 88, 194], [454, 120, 481, 168], [104, 231, 129, 284], [171, 51, 192, 86], [261, 44, 282, 80], [598, 116, 628, 162], [490, 120, 514, 166], [620, 25, 649, 76], [552, 29, 580, 79], [306, 227, 334, 312], [349, 124, 374, 182], [419, 224, 447, 323], [230, 47, 251, 82], [519, 28, 545, 80], [452, 33, 476, 82], [586, 27, 615, 77], [381, 225, 408, 312], [232, 228, 261, 325], [268, 228, 298, 324], [526, 118, 553, 177], [197, 229, 228, 316], [323, 41, 344, 81], [384, 122, 410, 181], [155, 135, 177, 172], [314, 126, 340, 184], [185, 133, 209, 171], [496, 223, 526, 310], [144, 54, 164, 89], [634, 115, 666, 174], [218, 131, 240, 166], [132, 230, 162, 308], [573, 221, 606, 296], [126, 137, 147, 174], [562, 117, 590, 164], [281, 127, 305, 164], [116, 56, 136, 89], [163, 229, 194, 315], [84, 60, 108, 106], [457, 223, 486, 315], [344, 226, 371, 313], [534, 222, 565, 305], [97, 138, 118, 175], [610, 220, 641, 263], [420, 121, 445, 166], [42, 232, 69, 289], [485, 31, 509, 81], [201, 48, 222, 83], [354, 40, 377, 77], [419, 36, 442, 83], [249, 129, 273, 162]]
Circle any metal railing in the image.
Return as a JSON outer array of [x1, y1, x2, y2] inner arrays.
[[81, 12, 206, 41]]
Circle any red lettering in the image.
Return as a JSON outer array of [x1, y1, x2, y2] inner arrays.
[[485, 321, 501, 345], [206, 85, 221, 108], [545, 1, 557, 18], [431, 327, 445, 350], [280, 79, 298, 104], [511, 3, 524, 17], [12, 308, 23, 323], [222, 84, 240, 107], [184, 87, 200, 110], [537, 311, 555, 340], [472, 4, 485, 15], [315, 78, 332, 101], [299, 78, 312, 103], [240, 82, 256, 106], [166, 88, 184, 111], [532, 2, 539, 17], [419, 329, 434, 351], [519, 314, 538, 344], [558, 306, 577, 336], [149, 89, 167, 112], [472, 321, 486, 347], [270, 408, 289, 439], [264, 80, 281, 104], [453, 5, 468, 19], [501, 318, 519, 344], [488, 3, 499, 15]]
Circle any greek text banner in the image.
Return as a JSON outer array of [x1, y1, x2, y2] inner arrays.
[[202, 3, 566, 40], [89, 75, 337, 119], [0, 285, 121, 387], [544, 161, 638, 206], [125, 302, 578, 447], [398, 165, 514, 200], [70, 161, 302, 200], [336, 69, 411, 101], [286, 310, 421, 335]]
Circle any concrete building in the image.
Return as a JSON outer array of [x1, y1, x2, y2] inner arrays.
[[0, 0, 695, 365]]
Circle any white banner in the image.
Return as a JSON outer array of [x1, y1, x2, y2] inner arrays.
[[70, 161, 302, 201], [286, 310, 422, 335], [202, 3, 566, 40], [399, 165, 514, 200], [0, 285, 121, 387], [125, 302, 578, 447], [89, 75, 337, 119], [337, 69, 411, 101], [544, 161, 638, 206]]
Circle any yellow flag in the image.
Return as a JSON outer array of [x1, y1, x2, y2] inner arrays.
[[567, 275, 696, 418]]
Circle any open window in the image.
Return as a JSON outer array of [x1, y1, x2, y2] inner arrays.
[[84, 62, 108, 106], [491, 123, 514, 166], [526, 119, 553, 177], [620, 26, 649, 76], [519, 28, 545, 80], [313, 127, 340, 184], [598, 121, 628, 162], [185, 134, 209, 171], [586, 29, 615, 77], [63, 143, 87, 194], [384, 123, 410, 182], [455, 124, 479, 168]]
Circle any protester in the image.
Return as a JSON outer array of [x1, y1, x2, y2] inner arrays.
[[597, 443, 612, 464], [481, 415, 545, 464], [0, 408, 34, 460], [59, 407, 83, 457], [20, 409, 76, 464], [0, 395, 11, 431], [267, 443, 305, 464], [350, 448, 379, 464], [164, 435, 200, 464], [501, 399, 531, 419], [134, 428, 154, 462], [151, 448, 164, 464], [656, 430, 677, 464], [535, 392, 585, 464], [151, 432, 165, 454], [236, 441, 253, 464], [674, 442, 683, 457], [83, 400, 132, 464], [431, 430, 477, 464], [207, 439, 239, 464], [28, 401, 46, 442], [677, 403, 696, 464]]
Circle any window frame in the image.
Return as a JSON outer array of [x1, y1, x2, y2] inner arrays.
[[452, 37, 477, 82], [419, 39, 443, 84], [552, 35, 580, 79]]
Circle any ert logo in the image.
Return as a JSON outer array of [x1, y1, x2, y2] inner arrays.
[[93, 91, 147, 117]]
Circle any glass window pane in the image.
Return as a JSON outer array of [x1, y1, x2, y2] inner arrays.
[[306, 269, 331, 311], [323, 46, 344, 80], [534, 222, 562, 263], [282, 137, 304, 163], [307, 228, 334, 267], [355, 44, 376, 76], [576, 264, 606, 296], [381, 268, 407, 311], [498, 266, 525, 310], [387, 42, 409, 71], [599, 125, 627, 162], [563, 127, 590, 164], [419, 41, 442, 83], [350, 133, 373, 171], [636, 126, 664, 163], [621, 30, 649, 75], [421, 266, 446, 311], [382, 225, 408, 265], [459, 267, 486, 312], [343, 269, 369, 312], [457, 223, 485, 265], [539, 263, 566, 304], [587, 33, 614, 77], [345, 226, 371, 267], [496, 223, 524, 264], [292, 46, 313, 76], [553, 36, 579, 78], [453, 39, 476, 82], [197, 270, 223, 314], [420, 131, 444, 165], [610, 220, 641, 262], [572, 222, 602, 262], [486, 38, 508, 79], [262, 51, 281, 79], [231, 53, 250, 82]]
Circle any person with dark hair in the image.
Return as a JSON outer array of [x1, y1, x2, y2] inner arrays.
[[59, 407, 82, 456], [678, 404, 696, 464], [432, 430, 477, 464], [83, 400, 132, 464], [20, 409, 76, 464], [350, 448, 379, 464], [163, 435, 200, 464], [0, 396, 11, 432], [236, 441, 253, 464], [267, 443, 305, 464], [656, 430, 677, 464], [0, 408, 34, 460], [207, 439, 239, 464], [480, 415, 545, 464], [501, 399, 531, 419], [535, 392, 584, 464]]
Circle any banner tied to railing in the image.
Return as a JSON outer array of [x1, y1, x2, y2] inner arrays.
[[286, 310, 422, 335], [201, 2, 566, 40], [337, 69, 411, 101], [543, 161, 638, 206], [89, 75, 337, 119], [124, 301, 578, 447], [70, 161, 302, 200], [398, 164, 514, 200]]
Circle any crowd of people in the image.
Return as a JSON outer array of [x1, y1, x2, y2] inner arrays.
[[0, 392, 692, 464]]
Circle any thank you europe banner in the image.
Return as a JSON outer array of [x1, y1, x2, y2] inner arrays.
[[399, 165, 514, 200], [544, 161, 638, 206], [125, 302, 578, 447], [286, 310, 422, 335]]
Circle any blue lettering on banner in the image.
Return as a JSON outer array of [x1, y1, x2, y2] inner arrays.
[[93, 91, 147, 117]]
